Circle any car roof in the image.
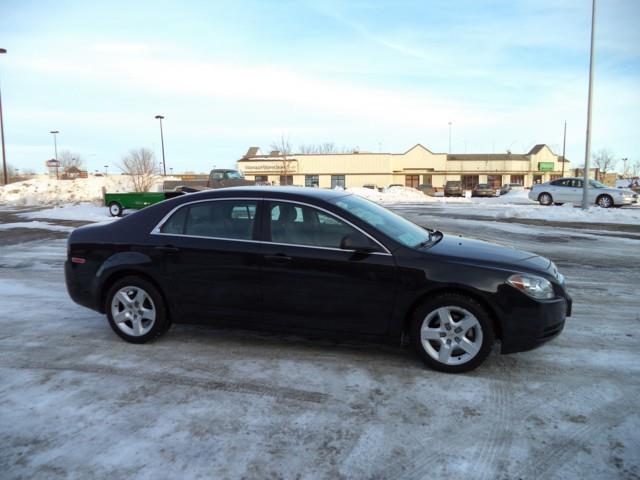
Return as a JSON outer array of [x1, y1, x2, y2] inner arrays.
[[181, 186, 352, 201]]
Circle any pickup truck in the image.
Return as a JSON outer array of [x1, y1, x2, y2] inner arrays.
[[104, 169, 255, 216], [162, 168, 255, 192]]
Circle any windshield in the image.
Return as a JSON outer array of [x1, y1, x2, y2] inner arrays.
[[331, 194, 431, 248], [588, 179, 606, 188], [226, 170, 245, 179]]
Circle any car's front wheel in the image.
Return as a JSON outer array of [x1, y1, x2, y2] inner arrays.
[[596, 194, 613, 208], [106, 276, 170, 343], [538, 192, 553, 206], [411, 293, 495, 373]]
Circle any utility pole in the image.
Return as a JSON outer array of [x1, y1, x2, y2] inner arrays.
[[0, 48, 8, 185], [561, 121, 567, 177], [582, 0, 596, 209]]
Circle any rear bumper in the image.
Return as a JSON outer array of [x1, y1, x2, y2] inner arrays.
[[498, 288, 571, 354], [65, 260, 101, 311]]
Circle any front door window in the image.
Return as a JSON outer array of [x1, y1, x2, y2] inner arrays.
[[269, 201, 377, 251]]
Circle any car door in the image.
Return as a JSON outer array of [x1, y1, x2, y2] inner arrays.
[[151, 198, 264, 325], [260, 200, 397, 335], [548, 179, 566, 202], [567, 179, 583, 204]]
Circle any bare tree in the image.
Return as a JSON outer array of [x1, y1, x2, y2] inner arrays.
[[629, 160, 640, 178], [297, 143, 355, 154], [592, 149, 617, 181], [270, 135, 294, 185], [58, 150, 85, 171], [0, 164, 17, 183], [119, 148, 158, 192]]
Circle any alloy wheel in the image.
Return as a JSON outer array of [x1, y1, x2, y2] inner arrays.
[[110, 286, 156, 336], [420, 306, 483, 366], [597, 195, 612, 208]]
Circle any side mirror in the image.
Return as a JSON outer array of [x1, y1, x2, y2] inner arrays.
[[340, 234, 377, 253]]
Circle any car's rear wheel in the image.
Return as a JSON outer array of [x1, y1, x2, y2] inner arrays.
[[538, 192, 553, 206], [108, 201, 124, 217], [106, 276, 170, 343], [411, 293, 494, 373], [596, 194, 613, 208]]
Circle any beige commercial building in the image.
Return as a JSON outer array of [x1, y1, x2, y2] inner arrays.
[[237, 144, 569, 190]]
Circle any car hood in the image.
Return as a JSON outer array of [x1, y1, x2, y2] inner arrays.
[[427, 234, 552, 273]]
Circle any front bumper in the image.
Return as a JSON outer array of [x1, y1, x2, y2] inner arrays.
[[619, 195, 638, 205], [497, 287, 571, 355]]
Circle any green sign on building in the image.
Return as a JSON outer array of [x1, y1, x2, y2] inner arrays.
[[538, 162, 554, 171]]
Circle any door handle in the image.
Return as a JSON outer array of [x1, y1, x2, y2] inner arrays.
[[265, 254, 292, 265], [154, 245, 179, 253]]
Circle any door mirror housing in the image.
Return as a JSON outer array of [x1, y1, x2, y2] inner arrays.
[[340, 234, 377, 253]]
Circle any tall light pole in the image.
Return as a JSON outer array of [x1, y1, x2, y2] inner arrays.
[[561, 121, 567, 177], [621, 157, 628, 177], [50, 130, 60, 179], [0, 48, 8, 185], [104, 164, 109, 176], [448, 122, 452, 154], [155, 115, 166, 176], [582, 0, 597, 210]]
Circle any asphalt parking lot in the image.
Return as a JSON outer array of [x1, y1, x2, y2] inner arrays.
[[1, 205, 639, 479]]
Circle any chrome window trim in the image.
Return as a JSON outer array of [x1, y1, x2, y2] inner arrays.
[[150, 196, 392, 256]]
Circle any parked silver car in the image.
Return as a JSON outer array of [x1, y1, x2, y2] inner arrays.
[[529, 177, 639, 208]]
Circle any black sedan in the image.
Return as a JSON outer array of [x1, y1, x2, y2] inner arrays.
[[65, 187, 571, 373]]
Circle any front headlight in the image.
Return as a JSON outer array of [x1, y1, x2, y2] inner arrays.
[[507, 274, 555, 300]]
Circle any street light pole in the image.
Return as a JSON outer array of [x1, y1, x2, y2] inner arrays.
[[155, 115, 166, 176], [582, 0, 597, 209], [50, 130, 60, 179], [0, 48, 8, 185], [561, 121, 567, 177], [448, 122, 452, 154]]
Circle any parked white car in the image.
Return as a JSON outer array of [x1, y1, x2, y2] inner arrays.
[[529, 177, 639, 208]]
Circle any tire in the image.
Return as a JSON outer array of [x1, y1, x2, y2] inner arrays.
[[105, 276, 170, 343], [538, 192, 553, 206], [108, 202, 124, 217], [410, 293, 495, 373], [596, 194, 613, 208]]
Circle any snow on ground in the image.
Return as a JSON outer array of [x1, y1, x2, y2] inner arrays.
[[491, 203, 640, 224], [0, 174, 177, 206], [0, 207, 638, 479], [0, 221, 73, 232], [17, 203, 115, 223]]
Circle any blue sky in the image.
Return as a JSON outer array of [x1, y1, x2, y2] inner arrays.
[[1, 0, 638, 174]]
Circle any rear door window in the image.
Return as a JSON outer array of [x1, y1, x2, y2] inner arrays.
[[161, 200, 258, 240]]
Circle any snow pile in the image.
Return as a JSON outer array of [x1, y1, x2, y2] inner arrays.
[[494, 203, 640, 224], [18, 204, 115, 223], [347, 186, 471, 204], [0, 175, 173, 206]]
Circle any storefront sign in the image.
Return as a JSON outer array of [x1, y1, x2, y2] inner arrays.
[[243, 161, 298, 173], [538, 162, 554, 171]]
